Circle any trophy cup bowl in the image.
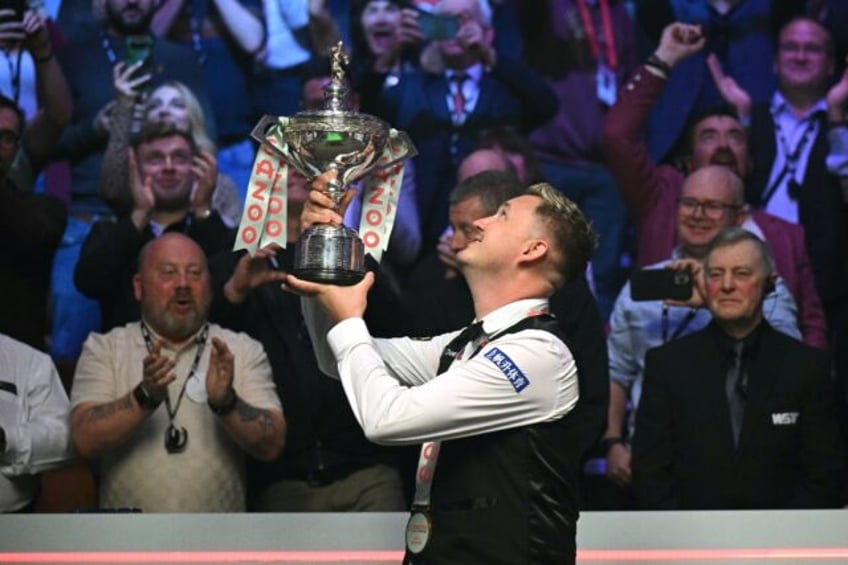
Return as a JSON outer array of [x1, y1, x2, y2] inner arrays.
[[249, 43, 415, 285], [283, 111, 389, 286]]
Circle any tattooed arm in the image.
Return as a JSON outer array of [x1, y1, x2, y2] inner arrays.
[[70, 394, 152, 459], [70, 333, 179, 459], [206, 336, 286, 461]]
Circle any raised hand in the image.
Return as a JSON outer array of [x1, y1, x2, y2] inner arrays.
[[436, 227, 460, 279], [663, 258, 706, 309], [129, 148, 155, 229], [398, 8, 424, 48], [206, 337, 235, 407], [112, 60, 152, 102], [142, 340, 177, 403], [826, 67, 848, 123], [190, 150, 218, 217], [223, 245, 287, 304], [301, 169, 356, 232], [654, 22, 705, 69], [707, 53, 751, 120], [456, 17, 495, 67], [21, 10, 51, 60]]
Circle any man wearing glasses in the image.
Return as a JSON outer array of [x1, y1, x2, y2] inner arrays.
[[602, 21, 827, 350], [599, 165, 802, 505], [74, 123, 234, 333]]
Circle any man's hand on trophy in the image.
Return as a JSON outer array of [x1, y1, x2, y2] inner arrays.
[[191, 150, 218, 219], [284, 271, 375, 324], [223, 245, 287, 305], [302, 170, 356, 231]]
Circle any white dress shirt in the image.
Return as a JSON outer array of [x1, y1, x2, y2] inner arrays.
[[0, 334, 73, 512], [303, 297, 579, 445]]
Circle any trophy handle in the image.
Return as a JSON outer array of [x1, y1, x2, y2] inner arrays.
[[251, 115, 283, 147]]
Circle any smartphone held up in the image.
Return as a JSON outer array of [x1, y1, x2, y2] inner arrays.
[[416, 8, 459, 41], [630, 267, 693, 302]]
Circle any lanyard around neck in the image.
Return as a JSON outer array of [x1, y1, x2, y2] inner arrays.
[[575, 0, 618, 70], [139, 321, 210, 422], [661, 305, 698, 344]]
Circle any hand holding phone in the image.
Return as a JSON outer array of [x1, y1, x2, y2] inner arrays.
[[416, 9, 459, 41], [629, 267, 693, 302], [125, 35, 154, 78]]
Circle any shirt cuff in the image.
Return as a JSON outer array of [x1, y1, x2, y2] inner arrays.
[[326, 317, 369, 358]]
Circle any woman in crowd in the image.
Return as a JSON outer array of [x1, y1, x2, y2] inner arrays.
[[99, 63, 241, 225]]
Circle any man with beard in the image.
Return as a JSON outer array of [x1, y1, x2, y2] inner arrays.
[[75, 123, 234, 333], [70, 233, 285, 512], [51, 0, 214, 361], [601, 21, 827, 350]]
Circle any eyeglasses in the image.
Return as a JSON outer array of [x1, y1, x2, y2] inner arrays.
[[678, 197, 741, 218], [0, 130, 19, 146], [142, 151, 193, 167], [778, 41, 827, 56]]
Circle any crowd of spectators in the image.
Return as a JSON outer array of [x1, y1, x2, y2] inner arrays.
[[2, 0, 847, 514]]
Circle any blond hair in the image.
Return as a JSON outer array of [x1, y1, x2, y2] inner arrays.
[[525, 183, 597, 287]]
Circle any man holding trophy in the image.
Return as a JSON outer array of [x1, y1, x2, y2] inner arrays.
[[289, 174, 594, 564], [233, 43, 415, 286], [234, 42, 593, 564]]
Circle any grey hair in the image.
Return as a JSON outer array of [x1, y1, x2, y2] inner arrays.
[[703, 227, 775, 279], [437, 0, 493, 26]]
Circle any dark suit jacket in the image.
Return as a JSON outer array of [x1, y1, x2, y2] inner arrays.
[[632, 321, 843, 509], [748, 104, 848, 308], [372, 58, 558, 245], [0, 180, 66, 350], [602, 66, 828, 349]]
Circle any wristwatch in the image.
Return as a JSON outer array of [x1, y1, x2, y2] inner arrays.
[[133, 383, 162, 411], [599, 437, 626, 455], [208, 389, 238, 417]]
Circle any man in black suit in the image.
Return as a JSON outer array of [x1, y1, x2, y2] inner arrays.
[[632, 227, 844, 509], [710, 16, 848, 450], [365, 0, 558, 247]]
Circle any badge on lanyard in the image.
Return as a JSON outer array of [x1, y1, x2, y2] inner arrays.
[[596, 61, 617, 106], [405, 510, 433, 554], [576, 0, 618, 106], [185, 371, 208, 403]]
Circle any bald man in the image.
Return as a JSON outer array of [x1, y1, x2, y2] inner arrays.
[[70, 233, 285, 512], [602, 165, 803, 498]]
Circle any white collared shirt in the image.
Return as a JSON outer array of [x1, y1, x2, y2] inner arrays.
[[764, 92, 827, 223], [304, 297, 579, 445], [445, 63, 484, 124], [0, 334, 73, 512]]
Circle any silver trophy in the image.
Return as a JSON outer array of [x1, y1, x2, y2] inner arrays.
[[250, 44, 416, 285]]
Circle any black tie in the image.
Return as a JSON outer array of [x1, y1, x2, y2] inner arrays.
[[437, 321, 485, 374], [725, 341, 747, 447]]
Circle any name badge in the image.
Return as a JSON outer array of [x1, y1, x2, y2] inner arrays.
[[405, 511, 432, 555], [596, 62, 617, 107], [185, 372, 207, 403]]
